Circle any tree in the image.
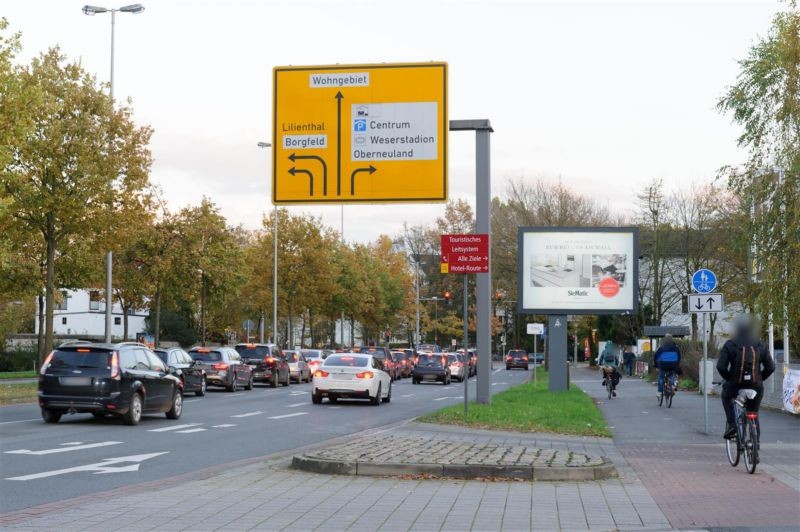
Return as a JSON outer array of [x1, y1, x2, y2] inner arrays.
[[0, 47, 152, 357], [718, 2, 800, 351]]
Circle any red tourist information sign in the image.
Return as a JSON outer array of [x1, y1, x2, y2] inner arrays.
[[440, 234, 490, 274]]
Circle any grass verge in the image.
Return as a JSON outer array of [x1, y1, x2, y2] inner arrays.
[[0, 382, 38, 406], [417, 370, 611, 437], [0, 371, 37, 380]]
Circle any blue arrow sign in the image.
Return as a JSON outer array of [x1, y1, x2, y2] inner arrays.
[[692, 268, 717, 294]]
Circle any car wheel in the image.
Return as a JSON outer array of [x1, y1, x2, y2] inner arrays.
[[228, 376, 238, 392], [196, 376, 207, 397], [371, 384, 382, 406], [166, 390, 183, 419], [42, 408, 61, 423], [412, 377, 419, 384], [270, 371, 279, 388], [383, 382, 392, 403], [245, 374, 254, 391], [525, 365, 529, 371], [123, 393, 143, 426], [506, 365, 511, 371], [282, 370, 290, 386], [328, 395, 338, 403], [312, 390, 322, 404]]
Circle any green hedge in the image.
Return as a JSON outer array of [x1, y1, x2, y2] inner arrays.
[[0, 351, 39, 372]]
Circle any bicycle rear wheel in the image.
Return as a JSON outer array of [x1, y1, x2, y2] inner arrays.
[[658, 392, 663, 406], [666, 391, 673, 408], [743, 420, 758, 474], [607, 379, 613, 399], [726, 432, 740, 466]]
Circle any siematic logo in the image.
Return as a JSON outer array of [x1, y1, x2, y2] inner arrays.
[[568, 290, 588, 296]]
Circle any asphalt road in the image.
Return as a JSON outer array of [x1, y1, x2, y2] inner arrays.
[[0, 366, 529, 512]]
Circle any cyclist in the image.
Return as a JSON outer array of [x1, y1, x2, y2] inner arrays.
[[599, 341, 621, 397], [654, 334, 680, 401], [717, 315, 775, 440]]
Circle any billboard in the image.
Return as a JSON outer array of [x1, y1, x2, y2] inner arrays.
[[517, 227, 639, 315]]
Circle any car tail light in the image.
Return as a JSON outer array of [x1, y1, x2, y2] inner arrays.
[[110, 351, 120, 380], [264, 356, 276, 365], [746, 412, 758, 419], [106, 404, 117, 410], [213, 363, 229, 370], [40, 351, 55, 375], [506, 355, 513, 361], [521, 356, 528, 361], [314, 370, 329, 378], [356, 371, 374, 379]]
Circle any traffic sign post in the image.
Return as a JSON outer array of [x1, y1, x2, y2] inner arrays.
[[526, 323, 544, 384], [273, 63, 448, 204], [691, 269, 720, 434]]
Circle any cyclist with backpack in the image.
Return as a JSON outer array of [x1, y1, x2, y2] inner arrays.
[[599, 341, 621, 397], [654, 334, 681, 401], [717, 315, 775, 440]]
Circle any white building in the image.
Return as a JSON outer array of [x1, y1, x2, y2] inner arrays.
[[34, 289, 148, 339]]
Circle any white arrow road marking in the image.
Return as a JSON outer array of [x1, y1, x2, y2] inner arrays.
[[286, 402, 306, 408], [212, 424, 236, 428], [6, 452, 168, 481], [148, 423, 201, 433], [268, 412, 308, 420], [5, 441, 123, 456], [231, 411, 263, 418], [433, 396, 461, 401], [176, 428, 207, 434]]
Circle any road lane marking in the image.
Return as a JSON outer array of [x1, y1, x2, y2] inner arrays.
[[0, 418, 41, 425], [60, 442, 83, 446], [176, 428, 207, 434], [183, 399, 202, 403], [328, 406, 341, 409], [289, 391, 308, 396], [231, 411, 263, 418], [401, 394, 414, 398], [268, 412, 308, 420], [212, 424, 236, 428], [5, 441, 123, 456], [433, 396, 460, 401], [148, 423, 201, 433], [222, 393, 245, 398], [6, 452, 168, 481], [286, 402, 307, 408]]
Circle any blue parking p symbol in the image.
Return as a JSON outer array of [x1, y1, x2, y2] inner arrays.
[[354, 119, 367, 132]]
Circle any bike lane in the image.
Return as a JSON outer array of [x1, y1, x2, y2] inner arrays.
[[573, 365, 800, 530]]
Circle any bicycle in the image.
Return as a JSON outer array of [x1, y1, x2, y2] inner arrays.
[[725, 388, 760, 474], [658, 369, 676, 408], [602, 366, 616, 399]]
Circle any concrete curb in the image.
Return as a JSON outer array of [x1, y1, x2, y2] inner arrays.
[[291, 455, 616, 481]]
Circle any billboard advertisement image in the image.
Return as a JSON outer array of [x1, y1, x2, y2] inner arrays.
[[517, 227, 639, 315]]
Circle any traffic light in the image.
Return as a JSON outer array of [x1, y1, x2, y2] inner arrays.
[[444, 290, 452, 305]]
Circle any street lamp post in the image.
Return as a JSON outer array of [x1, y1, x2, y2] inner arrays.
[[83, 4, 144, 343], [420, 296, 440, 345], [257, 142, 277, 346]]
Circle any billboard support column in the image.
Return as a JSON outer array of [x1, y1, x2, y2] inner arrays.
[[548, 315, 569, 391]]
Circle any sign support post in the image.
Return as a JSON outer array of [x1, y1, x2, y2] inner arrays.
[[548, 315, 569, 391], [691, 268, 718, 435], [463, 274, 469, 415], [703, 312, 708, 434]]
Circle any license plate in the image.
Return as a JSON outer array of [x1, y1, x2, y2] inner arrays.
[[248, 364, 257, 369], [60, 377, 92, 386], [332, 373, 353, 380]]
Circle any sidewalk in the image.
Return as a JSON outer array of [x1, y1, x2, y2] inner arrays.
[[2, 421, 671, 531], [573, 365, 800, 530]]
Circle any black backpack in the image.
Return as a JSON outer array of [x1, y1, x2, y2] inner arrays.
[[737, 345, 761, 385]]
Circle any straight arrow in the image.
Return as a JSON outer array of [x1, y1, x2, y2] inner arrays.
[[706, 297, 716, 308], [289, 154, 328, 196], [350, 165, 377, 195], [335, 91, 343, 196], [289, 167, 314, 196], [694, 299, 703, 310]]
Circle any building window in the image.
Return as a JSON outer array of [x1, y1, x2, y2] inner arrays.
[[114, 317, 121, 325], [55, 291, 69, 311], [89, 290, 101, 311], [61, 317, 67, 325]]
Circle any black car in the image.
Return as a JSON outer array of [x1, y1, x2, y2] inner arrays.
[[188, 347, 254, 392], [506, 349, 529, 370], [38, 342, 183, 425], [412, 353, 451, 385], [354, 345, 390, 364], [154, 347, 206, 396], [234, 343, 291, 387]]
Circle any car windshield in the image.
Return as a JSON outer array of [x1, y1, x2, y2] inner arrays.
[[285, 352, 299, 362], [447, 355, 458, 363], [302, 350, 323, 359], [189, 350, 222, 362], [324, 355, 369, 367], [153, 350, 169, 363], [418, 354, 443, 367], [419, 344, 440, 352], [49, 350, 110, 370], [509, 350, 526, 357], [235, 345, 270, 358]]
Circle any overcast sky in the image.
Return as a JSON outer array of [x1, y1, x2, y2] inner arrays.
[[4, 0, 781, 242]]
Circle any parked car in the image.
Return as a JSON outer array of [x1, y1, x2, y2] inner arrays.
[[448, 353, 468, 382], [412, 353, 451, 385], [284, 350, 311, 383], [529, 352, 545, 364], [154, 347, 206, 396], [189, 347, 254, 391], [302, 349, 328, 376], [234, 343, 290, 388], [311, 353, 391, 405], [38, 342, 183, 425], [506, 349, 529, 370]]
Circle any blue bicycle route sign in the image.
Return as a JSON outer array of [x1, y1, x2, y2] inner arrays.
[[692, 268, 717, 294]]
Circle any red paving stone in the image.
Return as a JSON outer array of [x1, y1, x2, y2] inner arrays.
[[620, 443, 800, 529]]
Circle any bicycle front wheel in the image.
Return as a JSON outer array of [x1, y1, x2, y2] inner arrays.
[[726, 434, 740, 467], [607, 380, 613, 399], [743, 420, 758, 474]]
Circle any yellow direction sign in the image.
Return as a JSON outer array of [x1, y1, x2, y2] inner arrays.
[[272, 62, 448, 204]]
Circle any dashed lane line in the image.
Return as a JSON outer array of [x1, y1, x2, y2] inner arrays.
[[286, 402, 307, 408], [433, 396, 461, 401], [175, 428, 207, 434], [267, 412, 308, 420], [212, 424, 236, 428], [231, 411, 264, 418], [5, 441, 123, 455], [148, 423, 202, 433]]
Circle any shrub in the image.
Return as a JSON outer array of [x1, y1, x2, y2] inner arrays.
[[0, 351, 39, 372]]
